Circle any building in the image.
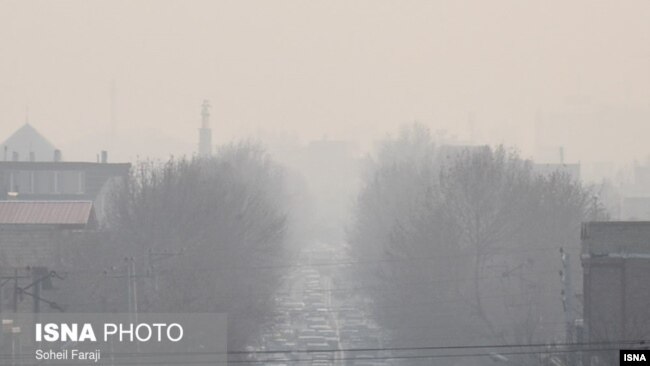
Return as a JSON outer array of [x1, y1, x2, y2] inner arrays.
[[0, 201, 97, 266], [581, 221, 650, 365], [0, 124, 130, 220], [1, 123, 58, 162], [0, 160, 130, 202], [620, 197, 650, 220], [0, 200, 98, 313], [0, 124, 129, 313]]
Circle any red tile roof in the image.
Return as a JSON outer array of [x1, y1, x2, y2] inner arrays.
[[0, 201, 94, 225]]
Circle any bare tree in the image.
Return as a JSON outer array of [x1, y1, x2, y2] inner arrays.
[[349, 124, 594, 365], [63, 142, 295, 351]]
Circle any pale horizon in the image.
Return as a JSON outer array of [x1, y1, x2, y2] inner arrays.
[[0, 0, 648, 165]]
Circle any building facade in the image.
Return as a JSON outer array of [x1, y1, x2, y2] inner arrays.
[[0, 124, 130, 314], [581, 221, 650, 365]]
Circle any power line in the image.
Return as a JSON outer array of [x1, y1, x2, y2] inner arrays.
[[3, 339, 643, 359], [55, 286, 558, 318], [59, 267, 563, 298], [53, 244, 572, 274], [0, 345, 639, 365]]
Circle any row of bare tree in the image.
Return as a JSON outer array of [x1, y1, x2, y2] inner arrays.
[[348, 124, 598, 365], [64, 143, 297, 350]]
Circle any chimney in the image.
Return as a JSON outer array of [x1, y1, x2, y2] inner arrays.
[[53, 149, 62, 162], [12, 151, 19, 161], [101, 150, 108, 163]]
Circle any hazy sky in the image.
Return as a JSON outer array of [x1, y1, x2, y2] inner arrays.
[[0, 1, 648, 163]]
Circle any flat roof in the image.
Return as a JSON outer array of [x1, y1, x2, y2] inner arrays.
[[0, 161, 130, 171], [581, 221, 650, 255]]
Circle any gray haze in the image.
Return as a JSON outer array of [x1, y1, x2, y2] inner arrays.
[[1, 0, 648, 164], [2, 3, 650, 365]]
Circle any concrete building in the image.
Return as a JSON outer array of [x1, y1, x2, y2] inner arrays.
[[0, 124, 130, 220], [0, 201, 98, 313], [581, 221, 650, 365], [0, 201, 97, 266], [0, 160, 130, 202], [0, 124, 129, 313]]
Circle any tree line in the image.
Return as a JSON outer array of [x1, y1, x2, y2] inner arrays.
[[348, 124, 597, 365], [62, 142, 297, 351]]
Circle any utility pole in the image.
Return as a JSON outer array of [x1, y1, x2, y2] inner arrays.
[[131, 258, 138, 317], [13, 269, 18, 313], [18, 269, 65, 314], [125, 257, 138, 322], [126, 258, 132, 315], [130, 257, 142, 364], [107, 258, 145, 317], [33, 274, 40, 314], [0, 271, 27, 314], [2, 269, 61, 314], [147, 248, 184, 292], [560, 247, 576, 366]]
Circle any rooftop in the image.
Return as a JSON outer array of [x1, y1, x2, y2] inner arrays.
[[581, 221, 650, 256], [2, 124, 58, 162], [0, 200, 95, 226]]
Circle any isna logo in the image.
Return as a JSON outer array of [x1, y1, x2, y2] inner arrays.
[[621, 350, 649, 364]]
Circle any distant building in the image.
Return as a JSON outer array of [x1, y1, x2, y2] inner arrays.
[[625, 162, 650, 197], [0, 124, 129, 314], [0, 160, 129, 202], [0, 201, 98, 312], [1, 123, 58, 162], [581, 222, 650, 365], [0, 201, 97, 265], [620, 197, 650, 220], [0, 124, 130, 218], [633, 163, 650, 190]]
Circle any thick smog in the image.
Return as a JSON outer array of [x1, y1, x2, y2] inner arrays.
[[0, 2, 648, 365]]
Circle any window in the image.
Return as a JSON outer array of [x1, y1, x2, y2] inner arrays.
[[78, 172, 85, 194], [6, 170, 86, 195], [58, 171, 85, 194], [33, 171, 55, 194], [9, 171, 32, 193]]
